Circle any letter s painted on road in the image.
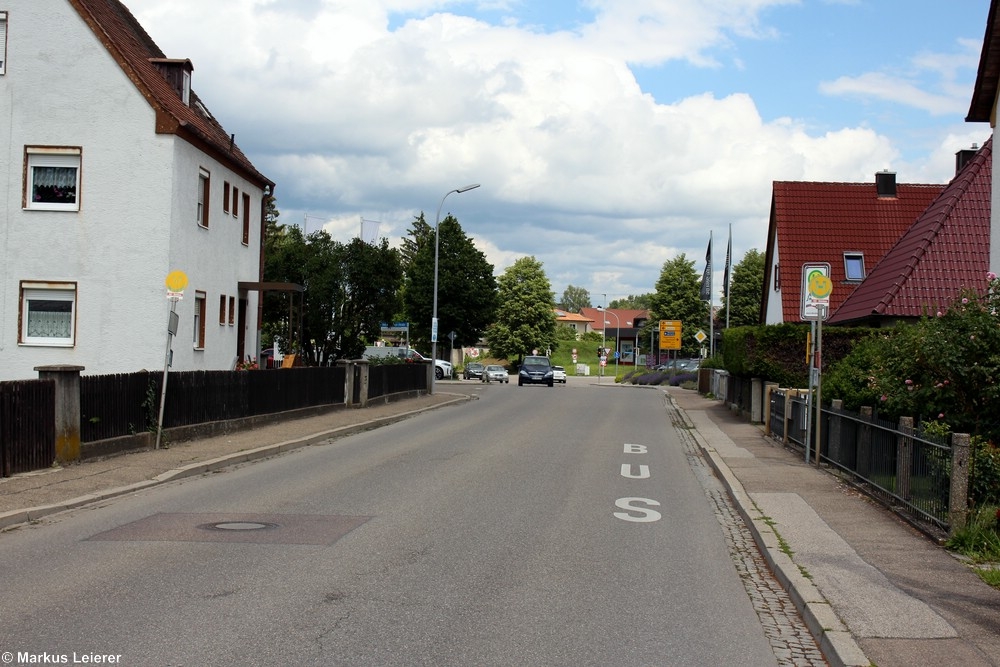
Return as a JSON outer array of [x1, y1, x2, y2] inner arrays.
[[613, 497, 662, 522]]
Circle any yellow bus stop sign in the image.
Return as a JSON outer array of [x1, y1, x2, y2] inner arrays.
[[165, 270, 188, 299]]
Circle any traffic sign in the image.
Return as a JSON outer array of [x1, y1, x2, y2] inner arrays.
[[800, 263, 832, 321], [659, 320, 681, 350]]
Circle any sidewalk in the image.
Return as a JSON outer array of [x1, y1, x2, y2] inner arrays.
[[666, 387, 1000, 667], [2, 385, 998, 667]]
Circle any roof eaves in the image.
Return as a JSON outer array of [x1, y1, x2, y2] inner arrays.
[[968, 0, 1000, 122]]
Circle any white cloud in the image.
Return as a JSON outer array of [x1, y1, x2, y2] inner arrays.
[[124, 0, 985, 299]]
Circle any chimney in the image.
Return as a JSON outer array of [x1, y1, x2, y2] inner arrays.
[[955, 143, 979, 175], [875, 170, 897, 198]]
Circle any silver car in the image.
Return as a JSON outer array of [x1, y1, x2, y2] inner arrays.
[[552, 365, 567, 383], [483, 364, 509, 383]]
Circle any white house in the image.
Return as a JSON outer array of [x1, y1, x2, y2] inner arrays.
[[0, 0, 274, 381]]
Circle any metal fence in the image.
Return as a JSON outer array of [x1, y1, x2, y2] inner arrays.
[[770, 390, 952, 528]]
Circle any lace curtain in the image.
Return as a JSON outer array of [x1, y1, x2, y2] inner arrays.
[[26, 299, 72, 339]]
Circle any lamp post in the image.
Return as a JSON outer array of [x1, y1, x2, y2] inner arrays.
[[601, 307, 620, 377], [431, 183, 480, 394]]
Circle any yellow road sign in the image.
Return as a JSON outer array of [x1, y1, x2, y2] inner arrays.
[[659, 320, 681, 350]]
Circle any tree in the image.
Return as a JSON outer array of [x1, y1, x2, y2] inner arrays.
[[333, 237, 403, 360], [402, 213, 498, 351], [559, 285, 591, 312], [722, 249, 765, 327], [610, 294, 653, 310], [486, 256, 557, 362], [262, 203, 403, 364], [647, 254, 707, 357]]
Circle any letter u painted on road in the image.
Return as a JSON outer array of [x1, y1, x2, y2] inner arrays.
[[620, 463, 650, 479]]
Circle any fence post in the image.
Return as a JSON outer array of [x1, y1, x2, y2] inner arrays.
[[782, 390, 796, 445], [750, 377, 763, 423], [34, 365, 84, 464], [949, 433, 970, 535], [858, 406, 873, 477], [829, 399, 843, 465], [337, 360, 353, 407], [763, 383, 777, 435], [356, 360, 369, 408], [897, 416, 914, 501]]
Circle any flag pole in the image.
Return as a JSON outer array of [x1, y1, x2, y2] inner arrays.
[[708, 231, 714, 357], [725, 223, 732, 329]]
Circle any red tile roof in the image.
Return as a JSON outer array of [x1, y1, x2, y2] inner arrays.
[[70, 0, 272, 188], [764, 177, 945, 323], [579, 308, 648, 330], [829, 138, 992, 325]]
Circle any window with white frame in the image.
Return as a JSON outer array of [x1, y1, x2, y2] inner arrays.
[[20, 282, 77, 346], [194, 291, 206, 348], [25, 147, 82, 211], [1, 12, 8, 75], [844, 252, 865, 282]]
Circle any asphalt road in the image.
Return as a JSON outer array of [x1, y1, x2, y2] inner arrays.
[[0, 380, 781, 666]]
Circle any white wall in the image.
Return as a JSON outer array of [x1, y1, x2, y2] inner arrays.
[[763, 243, 785, 324], [0, 0, 261, 380]]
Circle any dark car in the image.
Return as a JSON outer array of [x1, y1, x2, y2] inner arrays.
[[518, 356, 554, 387], [464, 362, 485, 380]]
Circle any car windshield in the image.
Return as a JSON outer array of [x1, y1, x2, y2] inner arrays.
[[522, 357, 550, 369], [487, 365, 503, 371]]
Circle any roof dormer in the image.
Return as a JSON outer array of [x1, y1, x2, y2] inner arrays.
[[149, 58, 194, 105]]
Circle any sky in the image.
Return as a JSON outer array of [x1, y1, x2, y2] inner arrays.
[[124, 0, 993, 307]]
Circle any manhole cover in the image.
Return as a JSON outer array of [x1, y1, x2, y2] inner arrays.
[[88, 513, 372, 545], [202, 521, 276, 531]]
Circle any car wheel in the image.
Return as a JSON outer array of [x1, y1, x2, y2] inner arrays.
[[518, 379, 523, 386], [548, 380, 554, 387], [435, 367, 444, 380]]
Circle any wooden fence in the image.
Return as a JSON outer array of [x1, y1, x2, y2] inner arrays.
[[2, 361, 428, 477], [0, 379, 56, 476]]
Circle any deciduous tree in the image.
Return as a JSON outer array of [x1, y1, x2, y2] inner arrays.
[[402, 213, 498, 351], [647, 254, 707, 357], [722, 249, 765, 327], [486, 257, 557, 362]]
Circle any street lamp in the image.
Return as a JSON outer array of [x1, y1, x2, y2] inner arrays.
[[431, 183, 480, 393], [600, 307, 620, 377]]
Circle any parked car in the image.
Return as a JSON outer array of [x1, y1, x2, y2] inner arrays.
[[464, 362, 485, 381], [552, 365, 567, 383], [483, 365, 509, 383], [518, 356, 554, 387]]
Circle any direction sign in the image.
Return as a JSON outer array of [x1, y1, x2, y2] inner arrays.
[[800, 263, 832, 321], [659, 320, 681, 350]]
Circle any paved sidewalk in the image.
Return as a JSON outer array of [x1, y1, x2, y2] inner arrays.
[[666, 387, 1000, 667], [2, 384, 998, 667]]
